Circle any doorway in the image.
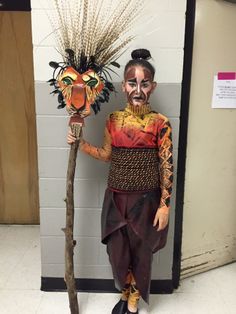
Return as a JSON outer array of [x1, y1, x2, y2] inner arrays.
[[0, 3, 39, 223]]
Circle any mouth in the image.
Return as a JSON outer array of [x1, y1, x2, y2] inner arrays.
[[132, 95, 145, 101]]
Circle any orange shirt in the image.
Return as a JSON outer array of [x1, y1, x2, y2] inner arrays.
[[80, 103, 173, 209]]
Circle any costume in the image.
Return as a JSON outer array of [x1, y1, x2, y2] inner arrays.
[[81, 103, 173, 303], [48, 2, 145, 312]]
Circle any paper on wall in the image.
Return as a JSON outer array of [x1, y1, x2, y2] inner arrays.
[[212, 72, 236, 109]]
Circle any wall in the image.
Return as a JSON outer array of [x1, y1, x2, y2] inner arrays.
[[31, 0, 187, 283], [181, 0, 236, 278]]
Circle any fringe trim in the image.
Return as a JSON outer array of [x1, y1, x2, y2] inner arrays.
[[125, 103, 151, 116]]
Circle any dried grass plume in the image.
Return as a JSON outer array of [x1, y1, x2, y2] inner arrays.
[[49, 0, 144, 68]]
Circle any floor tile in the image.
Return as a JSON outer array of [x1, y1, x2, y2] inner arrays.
[[85, 293, 118, 314], [36, 291, 88, 314], [0, 290, 42, 314], [5, 236, 41, 290], [0, 225, 235, 314]]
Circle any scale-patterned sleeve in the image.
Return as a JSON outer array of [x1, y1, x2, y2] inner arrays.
[[157, 117, 174, 209], [79, 119, 112, 162]]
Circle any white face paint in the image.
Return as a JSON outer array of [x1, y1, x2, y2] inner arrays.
[[122, 66, 157, 106]]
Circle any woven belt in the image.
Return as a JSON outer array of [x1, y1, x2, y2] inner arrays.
[[108, 146, 159, 191]]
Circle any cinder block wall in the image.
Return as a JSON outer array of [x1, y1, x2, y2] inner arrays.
[[31, 0, 187, 281]]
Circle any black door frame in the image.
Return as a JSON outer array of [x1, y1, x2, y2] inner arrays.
[[0, 0, 31, 11], [172, 0, 196, 288]]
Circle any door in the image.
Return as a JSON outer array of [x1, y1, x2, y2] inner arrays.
[[0, 3, 39, 223]]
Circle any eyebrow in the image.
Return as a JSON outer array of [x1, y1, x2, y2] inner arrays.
[[127, 78, 137, 83], [127, 78, 150, 83]]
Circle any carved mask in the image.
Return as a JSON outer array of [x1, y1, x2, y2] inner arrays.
[[58, 67, 104, 117]]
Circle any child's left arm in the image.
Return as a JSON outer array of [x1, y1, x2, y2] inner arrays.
[[153, 117, 173, 231]]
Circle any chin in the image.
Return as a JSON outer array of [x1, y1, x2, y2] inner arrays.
[[131, 101, 146, 107]]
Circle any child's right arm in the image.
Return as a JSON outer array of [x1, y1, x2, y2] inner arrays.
[[67, 127, 112, 162]]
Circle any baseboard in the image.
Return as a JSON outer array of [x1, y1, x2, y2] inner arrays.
[[41, 277, 174, 294]]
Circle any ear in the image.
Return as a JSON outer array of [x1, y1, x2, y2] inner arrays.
[[151, 81, 157, 93], [122, 81, 126, 92]]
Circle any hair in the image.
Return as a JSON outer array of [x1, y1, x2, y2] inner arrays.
[[124, 48, 155, 79]]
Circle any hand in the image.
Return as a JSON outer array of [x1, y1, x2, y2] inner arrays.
[[153, 205, 170, 231], [67, 129, 76, 144]]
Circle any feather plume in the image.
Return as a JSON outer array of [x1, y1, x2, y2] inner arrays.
[[50, 0, 143, 71], [49, 0, 144, 114]]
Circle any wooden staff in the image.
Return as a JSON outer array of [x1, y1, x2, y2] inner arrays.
[[62, 122, 82, 314]]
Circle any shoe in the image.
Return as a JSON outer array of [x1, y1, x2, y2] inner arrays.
[[127, 309, 139, 314], [111, 299, 128, 314]]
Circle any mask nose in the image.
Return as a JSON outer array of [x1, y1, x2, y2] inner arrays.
[[73, 83, 84, 93]]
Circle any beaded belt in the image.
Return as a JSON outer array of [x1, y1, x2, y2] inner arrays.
[[108, 146, 159, 191]]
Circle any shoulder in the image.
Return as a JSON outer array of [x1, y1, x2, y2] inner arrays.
[[107, 109, 128, 121], [149, 111, 171, 127]]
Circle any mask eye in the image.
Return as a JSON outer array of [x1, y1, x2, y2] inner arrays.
[[86, 77, 98, 87], [62, 76, 74, 85]]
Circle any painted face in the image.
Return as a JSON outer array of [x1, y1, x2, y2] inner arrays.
[[122, 66, 156, 106], [57, 67, 104, 117]]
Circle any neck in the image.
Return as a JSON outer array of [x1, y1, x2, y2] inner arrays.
[[126, 103, 151, 116]]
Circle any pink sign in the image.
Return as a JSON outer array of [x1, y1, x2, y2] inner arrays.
[[218, 72, 236, 80]]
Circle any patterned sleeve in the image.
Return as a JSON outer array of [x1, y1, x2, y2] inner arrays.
[[157, 117, 174, 209], [79, 119, 112, 162]]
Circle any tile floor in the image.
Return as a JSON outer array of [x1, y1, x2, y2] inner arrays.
[[0, 225, 235, 314]]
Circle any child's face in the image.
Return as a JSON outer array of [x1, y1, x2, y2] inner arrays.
[[122, 66, 157, 106]]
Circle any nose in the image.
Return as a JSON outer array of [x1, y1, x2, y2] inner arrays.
[[135, 83, 141, 94], [73, 83, 84, 93]]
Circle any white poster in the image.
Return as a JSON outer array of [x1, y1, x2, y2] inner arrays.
[[212, 72, 236, 109]]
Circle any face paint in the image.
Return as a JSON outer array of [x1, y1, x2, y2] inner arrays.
[[123, 66, 156, 107], [57, 67, 104, 117]]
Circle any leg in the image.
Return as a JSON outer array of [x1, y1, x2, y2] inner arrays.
[[128, 224, 153, 304], [106, 192, 131, 290], [121, 269, 132, 301], [127, 272, 140, 314], [110, 193, 131, 314], [112, 270, 131, 314]]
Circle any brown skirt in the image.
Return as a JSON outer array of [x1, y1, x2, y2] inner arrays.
[[101, 188, 169, 303]]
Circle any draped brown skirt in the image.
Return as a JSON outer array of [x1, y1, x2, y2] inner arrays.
[[101, 188, 169, 303]]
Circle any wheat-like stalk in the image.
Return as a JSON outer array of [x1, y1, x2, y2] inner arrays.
[[50, 0, 144, 69]]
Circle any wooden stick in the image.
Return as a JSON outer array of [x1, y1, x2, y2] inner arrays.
[[62, 123, 82, 314]]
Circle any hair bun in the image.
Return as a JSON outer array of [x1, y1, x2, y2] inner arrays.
[[131, 49, 151, 61]]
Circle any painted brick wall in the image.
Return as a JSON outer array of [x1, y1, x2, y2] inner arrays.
[[31, 0, 187, 281]]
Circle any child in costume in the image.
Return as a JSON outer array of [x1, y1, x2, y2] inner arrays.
[[68, 48, 173, 314]]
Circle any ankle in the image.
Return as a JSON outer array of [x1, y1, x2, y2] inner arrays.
[[128, 303, 138, 312], [127, 306, 139, 314], [121, 295, 128, 301], [127, 283, 140, 313], [121, 283, 130, 301]]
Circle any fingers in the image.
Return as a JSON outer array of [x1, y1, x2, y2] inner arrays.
[[153, 212, 159, 227], [67, 129, 76, 144], [157, 217, 168, 231], [153, 211, 169, 231]]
